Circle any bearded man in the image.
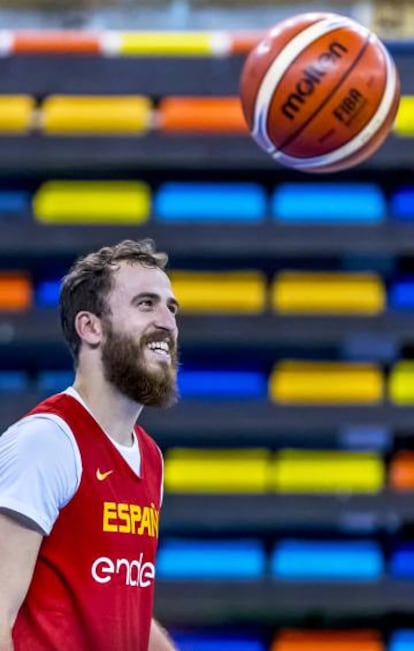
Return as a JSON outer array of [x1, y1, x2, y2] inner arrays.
[[0, 239, 179, 651]]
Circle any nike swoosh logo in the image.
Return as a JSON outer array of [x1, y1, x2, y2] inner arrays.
[[96, 468, 114, 481]]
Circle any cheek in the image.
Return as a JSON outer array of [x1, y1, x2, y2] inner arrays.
[[118, 311, 149, 332], [168, 324, 178, 346]]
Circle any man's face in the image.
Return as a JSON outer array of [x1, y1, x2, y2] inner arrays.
[[100, 262, 179, 407]]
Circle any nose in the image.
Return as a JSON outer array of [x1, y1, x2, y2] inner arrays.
[[155, 304, 177, 333]]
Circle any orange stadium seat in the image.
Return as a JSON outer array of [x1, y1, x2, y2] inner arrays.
[[390, 451, 414, 491], [230, 31, 263, 54], [0, 273, 32, 311], [158, 97, 247, 132], [271, 630, 384, 651], [13, 30, 100, 54]]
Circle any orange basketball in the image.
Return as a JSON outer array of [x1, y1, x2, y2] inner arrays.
[[240, 12, 401, 173]]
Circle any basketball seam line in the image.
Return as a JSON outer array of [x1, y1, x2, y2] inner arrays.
[[252, 16, 354, 154], [250, 16, 328, 124], [276, 33, 372, 154]]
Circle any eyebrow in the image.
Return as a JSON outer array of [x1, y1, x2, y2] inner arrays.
[[131, 292, 180, 311]]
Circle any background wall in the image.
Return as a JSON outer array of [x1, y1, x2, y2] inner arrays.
[[0, 2, 414, 650]]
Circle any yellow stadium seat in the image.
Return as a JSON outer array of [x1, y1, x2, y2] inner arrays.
[[389, 361, 414, 404], [170, 271, 266, 313], [116, 31, 227, 56], [0, 95, 34, 132], [42, 95, 152, 134], [272, 272, 385, 314], [33, 180, 151, 224], [165, 449, 270, 493], [394, 96, 414, 136], [270, 361, 383, 404], [271, 450, 384, 493]]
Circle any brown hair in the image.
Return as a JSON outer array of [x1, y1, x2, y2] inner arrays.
[[59, 239, 168, 364]]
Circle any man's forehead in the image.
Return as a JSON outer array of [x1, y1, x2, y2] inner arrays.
[[112, 261, 172, 292]]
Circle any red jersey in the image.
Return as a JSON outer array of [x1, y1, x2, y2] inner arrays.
[[13, 392, 163, 651]]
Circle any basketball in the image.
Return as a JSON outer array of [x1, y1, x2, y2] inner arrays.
[[240, 12, 401, 173]]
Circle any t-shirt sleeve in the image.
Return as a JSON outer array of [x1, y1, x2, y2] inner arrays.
[[0, 414, 81, 535]]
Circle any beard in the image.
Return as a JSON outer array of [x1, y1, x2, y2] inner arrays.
[[101, 320, 179, 408]]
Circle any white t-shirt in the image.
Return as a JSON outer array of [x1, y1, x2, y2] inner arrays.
[[0, 387, 142, 535]]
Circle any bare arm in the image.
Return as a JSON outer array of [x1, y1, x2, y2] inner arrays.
[[0, 513, 43, 651], [149, 619, 177, 651]]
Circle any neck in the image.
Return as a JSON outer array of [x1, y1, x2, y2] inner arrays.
[[72, 371, 143, 447]]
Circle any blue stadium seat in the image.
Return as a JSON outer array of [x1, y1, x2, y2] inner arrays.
[[389, 630, 414, 651], [155, 182, 266, 222], [272, 183, 385, 223], [390, 545, 414, 577], [271, 540, 383, 579], [178, 370, 266, 398], [157, 539, 265, 579], [172, 632, 265, 651]]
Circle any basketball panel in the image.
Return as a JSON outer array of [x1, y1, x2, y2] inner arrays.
[[240, 13, 338, 130], [302, 72, 401, 172], [280, 34, 388, 158], [266, 26, 370, 149]]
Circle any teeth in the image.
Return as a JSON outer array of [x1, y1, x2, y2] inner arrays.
[[147, 341, 170, 353]]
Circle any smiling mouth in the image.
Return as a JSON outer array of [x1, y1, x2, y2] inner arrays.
[[146, 340, 172, 362]]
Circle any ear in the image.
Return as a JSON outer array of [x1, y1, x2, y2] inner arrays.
[[74, 311, 103, 348]]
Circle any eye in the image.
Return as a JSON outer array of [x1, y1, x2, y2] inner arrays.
[[168, 303, 179, 316], [138, 298, 154, 309]]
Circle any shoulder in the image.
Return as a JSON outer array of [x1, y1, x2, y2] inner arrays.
[[0, 413, 82, 533], [3, 412, 80, 461]]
